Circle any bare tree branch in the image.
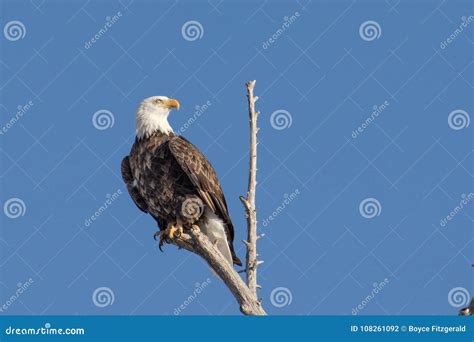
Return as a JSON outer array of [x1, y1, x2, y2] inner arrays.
[[240, 80, 260, 297], [173, 226, 266, 315]]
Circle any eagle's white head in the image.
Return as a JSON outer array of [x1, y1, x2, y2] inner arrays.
[[136, 96, 180, 138]]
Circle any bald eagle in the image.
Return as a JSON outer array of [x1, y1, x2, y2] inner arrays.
[[121, 96, 242, 266]]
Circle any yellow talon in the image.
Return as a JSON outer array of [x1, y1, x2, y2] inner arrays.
[[155, 222, 184, 251], [168, 225, 178, 239]]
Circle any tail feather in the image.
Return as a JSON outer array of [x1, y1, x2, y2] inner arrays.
[[232, 255, 242, 266], [200, 210, 234, 266]]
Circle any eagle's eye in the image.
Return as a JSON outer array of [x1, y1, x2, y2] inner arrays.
[[154, 99, 163, 105]]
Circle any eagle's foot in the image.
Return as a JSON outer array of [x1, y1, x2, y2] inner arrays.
[[168, 225, 179, 239], [155, 221, 184, 251], [170, 219, 184, 239]]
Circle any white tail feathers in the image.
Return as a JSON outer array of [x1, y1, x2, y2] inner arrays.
[[199, 209, 233, 266]]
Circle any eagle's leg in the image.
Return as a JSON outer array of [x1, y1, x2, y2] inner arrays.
[[171, 218, 184, 238], [167, 225, 179, 239], [155, 220, 184, 250], [154, 225, 174, 251]]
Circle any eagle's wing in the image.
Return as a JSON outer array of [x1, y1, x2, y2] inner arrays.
[[168, 136, 241, 265], [121, 156, 149, 214]]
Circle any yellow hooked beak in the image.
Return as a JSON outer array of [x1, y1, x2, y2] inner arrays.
[[165, 98, 180, 110]]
